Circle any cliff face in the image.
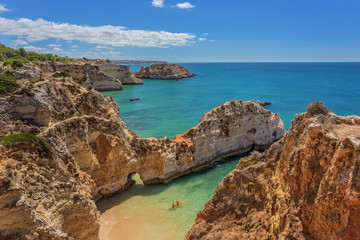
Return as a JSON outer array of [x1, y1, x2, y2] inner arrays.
[[37, 61, 123, 91], [0, 62, 285, 239], [99, 63, 143, 85], [134, 63, 196, 79], [186, 102, 360, 240]]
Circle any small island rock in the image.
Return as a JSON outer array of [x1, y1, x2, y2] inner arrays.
[[134, 63, 196, 80]]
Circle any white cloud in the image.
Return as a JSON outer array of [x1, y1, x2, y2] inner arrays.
[[95, 45, 114, 50], [12, 39, 28, 46], [48, 43, 61, 47], [203, 33, 209, 36], [71, 45, 79, 48], [0, 17, 196, 48], [23, 46, 48, 53], [53, 47, 62, 51], [198, 37, 207, 41], [152, 0, 164, 8], [176, 2, 194, 9], [0, 4, 11, 12]]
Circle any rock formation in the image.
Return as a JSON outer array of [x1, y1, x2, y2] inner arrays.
[[186, 102, 360, 240], [134, 63, 196, 79], [99, 63, 143, 85], [0, 61, 284, 239], [37, 61, 123, 91]]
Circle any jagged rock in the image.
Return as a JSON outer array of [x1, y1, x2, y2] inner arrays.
[[257, 101, 271, 107], [0, 62, 285, 239], [134, 63, 196, 79], [99, 64, 143, 85], [186, 102, 360, 240]]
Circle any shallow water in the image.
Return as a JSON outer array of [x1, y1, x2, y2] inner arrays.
[[97, 156, 240, 240], [99, 63, 360, 239]]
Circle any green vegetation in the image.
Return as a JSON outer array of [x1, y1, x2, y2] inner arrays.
[[16, 87, 35, 97], [3, 58, 29, 69], [52, 72, 60, 77], [52, 71, 69, 78], [95, 65, 99, 70], [59, 71, 69, 77], [82, 75, 88, 81], [0, 42, 71, 63], [84, 63, 90, 66], [1, 133, 50, 152], [0, 70, 20, 94]]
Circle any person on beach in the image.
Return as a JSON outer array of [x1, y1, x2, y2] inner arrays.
[[172, 202, 175, 208], [176, 201, 179, 206]]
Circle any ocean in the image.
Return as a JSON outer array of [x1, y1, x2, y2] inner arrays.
[[98, 62, 360, 240]]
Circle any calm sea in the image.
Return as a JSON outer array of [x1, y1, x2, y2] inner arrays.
[[98, 63, 360, 240]]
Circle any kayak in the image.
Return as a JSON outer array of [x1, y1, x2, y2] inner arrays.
[[168, 201, 184, 209]]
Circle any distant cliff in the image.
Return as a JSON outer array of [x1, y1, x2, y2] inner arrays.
[[186, 102, 360, 240], [135, 63, 196, 79]]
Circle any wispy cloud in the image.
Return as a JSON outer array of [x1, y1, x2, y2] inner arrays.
[[152, 0, 165, 8], [198, 38, 207, 41], [23, 46, 48, 53], [96, 45, 114, 50], [48, 43, 61, 47], [53, 47, 62, 51], [176, 2, 195, 9], [12, 39, 28, 46], [0, 4, 11, 12], [0, 17, 196, 48], [71, 45, 79, 48]]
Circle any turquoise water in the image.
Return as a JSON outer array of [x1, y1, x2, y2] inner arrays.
[[97, 156, 240, 240], [99, 63, 360, 240], [104, 63, 360, 138]]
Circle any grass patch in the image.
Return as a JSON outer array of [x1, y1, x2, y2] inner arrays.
[[3, 58, 29, 69], [16, 87, 35, 97], [2, 133, 50, 152], [52, 71, 69, 78], [0, 70, 20, 94]]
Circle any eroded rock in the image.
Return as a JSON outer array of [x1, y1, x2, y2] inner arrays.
[[135, 63, 196, 79]]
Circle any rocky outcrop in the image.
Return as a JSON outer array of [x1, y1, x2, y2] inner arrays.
[[134, 63, 196, 79], [37, 61, 123, 91], [186, 102, 360, 240], [0, 62, 284, 239], [99, 63, 143, 85]]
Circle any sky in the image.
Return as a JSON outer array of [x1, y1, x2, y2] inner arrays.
[[0, 0, 359, 62]]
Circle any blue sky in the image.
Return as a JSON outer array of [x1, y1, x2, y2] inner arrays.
[[0, 0, 359, 62]]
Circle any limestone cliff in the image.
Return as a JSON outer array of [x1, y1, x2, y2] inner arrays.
[[37, 61, 123, 91], [134, 63, 196, 79], [0, 62, 284, 239], [99, 63, 143, 85], [186, 102, 360, 240]]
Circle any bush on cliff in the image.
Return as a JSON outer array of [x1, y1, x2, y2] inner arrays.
[[0, 42, 71, 62], [52, 71, 69, 78], [0, 70, 20, 94], [16, 87, 35, 97], [2, 133, 50, 152], [3, 58, 29, 69]]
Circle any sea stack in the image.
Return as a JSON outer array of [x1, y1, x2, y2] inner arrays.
[[186, 102, 360, 240], [134, 63, 196, 80]]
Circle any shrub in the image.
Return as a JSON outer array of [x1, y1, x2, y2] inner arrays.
[[59, 71, 69, 77], [84, 63, 90, 66], [16, 87, 35, 97], [83, 57, 88, 61], [82, 75, 88, 81], [0, 71, 19, 94], [95, 65, 99, 70], [52, 72, 60, 77], [2, 133, 50, 152], [3, 58, 29, 69]]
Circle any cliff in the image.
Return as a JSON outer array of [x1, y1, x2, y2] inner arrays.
[[134, 63, 196, 79], [186, 102, 360, 240], [37, 61, 123, 91], [0, 61, 284, 239], [99, 63, 143, 85]]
